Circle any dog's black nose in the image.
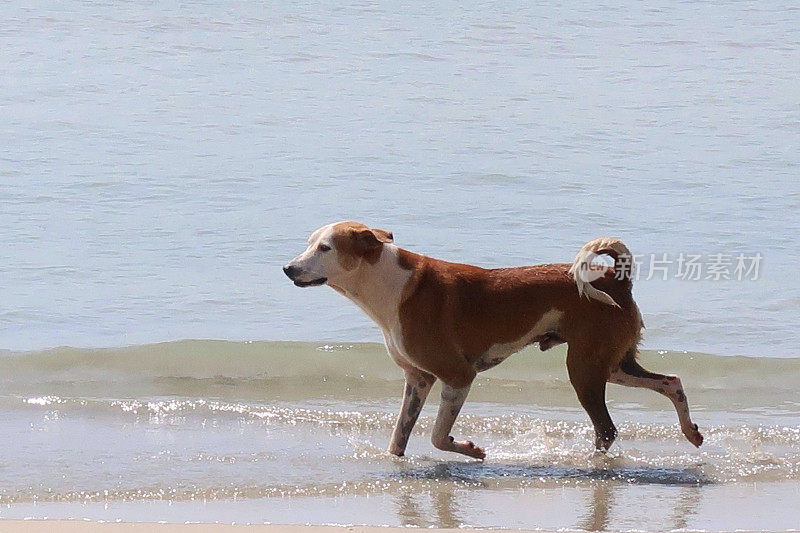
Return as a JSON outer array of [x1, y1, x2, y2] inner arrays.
[[283, 265, 298, 279]]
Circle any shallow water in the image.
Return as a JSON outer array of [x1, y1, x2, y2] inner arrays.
[[1, 341, 799, 529]]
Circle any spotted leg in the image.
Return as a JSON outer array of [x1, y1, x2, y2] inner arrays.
[[388, 368, 435, 456], [430, 382, 485, 460], [609, 356, 704, 447]]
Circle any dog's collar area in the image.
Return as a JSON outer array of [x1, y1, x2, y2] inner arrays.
[[294, 277, 327, 287]]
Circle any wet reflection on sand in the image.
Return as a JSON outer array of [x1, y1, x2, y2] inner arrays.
[[386, 460, 705, 530]]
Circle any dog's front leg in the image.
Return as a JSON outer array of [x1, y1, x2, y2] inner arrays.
[[431, 382, 485, 460], [388, 369, 435, 456]]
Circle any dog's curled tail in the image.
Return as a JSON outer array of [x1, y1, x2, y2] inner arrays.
[[568, 237, 634, 308]]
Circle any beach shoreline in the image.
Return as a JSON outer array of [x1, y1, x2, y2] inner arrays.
[[0, 523, 553, 533], [2, 342, 799, 531]]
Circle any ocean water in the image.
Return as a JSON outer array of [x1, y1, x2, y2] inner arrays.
[[1, 341, 799, 529], [2, 0, 799, 529], [2, 0, 799, 357]]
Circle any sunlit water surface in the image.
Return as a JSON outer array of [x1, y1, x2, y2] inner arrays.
[[2, 0, 799, 529]]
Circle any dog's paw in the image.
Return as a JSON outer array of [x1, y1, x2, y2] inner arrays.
[[455, 440, 486, 460], [684, 423, 704, 447]]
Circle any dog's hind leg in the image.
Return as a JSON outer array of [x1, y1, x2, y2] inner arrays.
[[388, 368, 436, 456], [567, 345, 617, 451], [431, 382, 485, 460], [609, 351, 703, 447]]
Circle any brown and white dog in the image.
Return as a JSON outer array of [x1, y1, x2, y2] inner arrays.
[[283, 221, 703, 459]]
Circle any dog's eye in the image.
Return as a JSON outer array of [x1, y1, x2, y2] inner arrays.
[[318, 244, 331, 252]]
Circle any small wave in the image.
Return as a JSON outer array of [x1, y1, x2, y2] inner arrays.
[[1, 339, 798, 389], [10, 395, 800, 445], [9, 395, 799, 442]]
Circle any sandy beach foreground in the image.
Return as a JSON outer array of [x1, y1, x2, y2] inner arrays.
[[0, 523, 551, 533]]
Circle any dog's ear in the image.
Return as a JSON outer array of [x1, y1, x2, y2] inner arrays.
[[353, 227, 392, 263], [370, 228, 393, 244], [333, 225, 393, 269]]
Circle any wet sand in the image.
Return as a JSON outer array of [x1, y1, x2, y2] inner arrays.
[[0, 523, 549, 533]]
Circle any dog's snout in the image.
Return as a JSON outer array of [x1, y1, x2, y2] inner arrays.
[[283, 264, 298, 279]]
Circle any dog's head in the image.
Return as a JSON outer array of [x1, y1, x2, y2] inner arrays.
[[283, 221, 394, 287]]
